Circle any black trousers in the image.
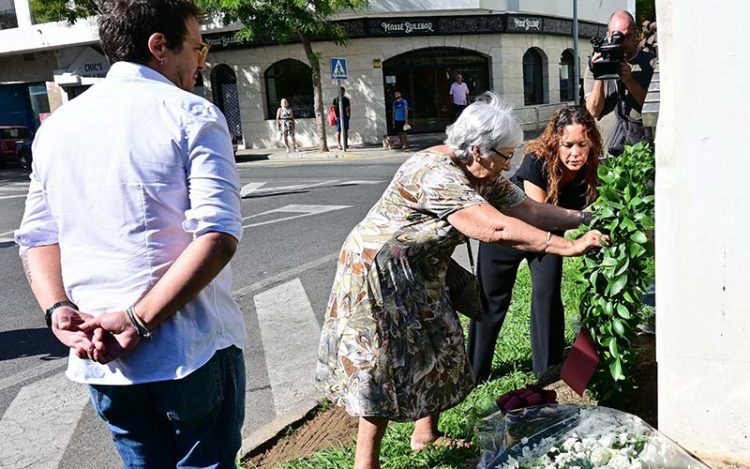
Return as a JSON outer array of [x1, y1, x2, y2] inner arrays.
[[467, 242, 565, 383]]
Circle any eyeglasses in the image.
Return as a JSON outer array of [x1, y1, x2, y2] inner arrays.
[[489, 148, 514, 161], [190, 40, 210, 62]]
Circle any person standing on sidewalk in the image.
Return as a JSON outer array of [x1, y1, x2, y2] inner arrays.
[[449, 73, 470, 121], [391, 90, 409, 150], [333, 87, 351, 150], [276, 98, 299, 153], [15, 1, 247, 467]]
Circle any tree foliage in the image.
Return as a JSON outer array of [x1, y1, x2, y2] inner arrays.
[[30, 0, 367, 151], [575, 142, 655, 404], [198, 0, 368, 151], [635, 0, 656, 24], [29, 0, 102, 24]]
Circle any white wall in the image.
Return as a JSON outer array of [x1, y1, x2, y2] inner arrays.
[[515, 0, 628, 24], [656, 0, 750, 464]]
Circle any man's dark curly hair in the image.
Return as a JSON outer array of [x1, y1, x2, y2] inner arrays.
[[98, 0, 203, 64]]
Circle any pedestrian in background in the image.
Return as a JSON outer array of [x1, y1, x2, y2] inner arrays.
[[332, 86, 351, 149], [316, 92, 607, 469], [276, 98, 299, 153], [15, 1, 247, 467], [391, 90, 409, 150], [468, 106, 602, 383], [449, 73, 470, 121]]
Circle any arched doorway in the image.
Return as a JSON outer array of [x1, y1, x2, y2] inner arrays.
[[264, 59, 314, 119], [383, 48, 491, 134], [559, 49, 575, 102], [211, 64, 243, 141], [523, 48, 546, 105]]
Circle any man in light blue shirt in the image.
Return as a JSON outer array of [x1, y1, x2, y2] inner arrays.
[[15, 1, 246, 467], [391, 90, 409, 150]]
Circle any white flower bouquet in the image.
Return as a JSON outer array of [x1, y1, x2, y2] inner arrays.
[[476, 405, 707, 468]]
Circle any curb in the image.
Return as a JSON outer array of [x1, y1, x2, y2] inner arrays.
[[235, 151, 410, 167], [240, 397, 321, 457]]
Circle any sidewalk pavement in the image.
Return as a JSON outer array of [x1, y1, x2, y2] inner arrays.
[[234, 133, 446, 165], [234, 130, 537, 168]]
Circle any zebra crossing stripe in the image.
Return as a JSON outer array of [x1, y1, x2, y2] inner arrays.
[[0, 373, 89, 468], [242, 204, 350, 229], [253, 278, 322, 416], [0, 194, 27, 200]]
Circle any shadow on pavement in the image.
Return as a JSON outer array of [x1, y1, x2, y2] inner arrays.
[[0, 327, 69, 361]]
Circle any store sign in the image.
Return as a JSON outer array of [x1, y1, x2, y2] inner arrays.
[[507, 16, 544, 32], [203, 14, 601, 50], [380, 20, 434, 35], [67, 47, 110, 78]]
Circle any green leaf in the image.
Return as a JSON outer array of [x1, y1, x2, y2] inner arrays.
[[589, 270, 599, 288], [609, 358, 623, 381], [615, 256, 630, 276], [610, 274, 628, 296], [616, 304, 632, 319], [601, 256, 618, 267], [613, 318, 626, 336], [608, 338, 620, 359], [630, 231, 648, 244], [629, 242, 647, 258]]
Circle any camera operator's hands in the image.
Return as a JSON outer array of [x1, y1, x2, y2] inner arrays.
[[589, 52, 603, 78]]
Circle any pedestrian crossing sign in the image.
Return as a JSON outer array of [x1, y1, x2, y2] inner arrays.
[[330, 57, 348, 80]]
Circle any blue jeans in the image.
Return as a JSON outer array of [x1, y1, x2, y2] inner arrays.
[[89, 346, 245, 469]]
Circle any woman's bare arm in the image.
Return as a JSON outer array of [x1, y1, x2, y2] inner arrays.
[[447, 203, 602, 257]]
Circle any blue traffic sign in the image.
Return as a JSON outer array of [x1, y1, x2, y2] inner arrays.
[[330, 57, 348, 80]]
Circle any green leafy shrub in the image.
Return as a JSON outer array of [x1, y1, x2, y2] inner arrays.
[[576, 142, 655, 403]]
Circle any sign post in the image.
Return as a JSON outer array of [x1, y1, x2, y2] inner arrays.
[[330, 57, 348, 151]]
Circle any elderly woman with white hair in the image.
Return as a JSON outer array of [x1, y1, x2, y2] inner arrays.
[[316, 92, 607, 469]]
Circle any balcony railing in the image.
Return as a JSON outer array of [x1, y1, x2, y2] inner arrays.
[[0, 8, 18, 30]]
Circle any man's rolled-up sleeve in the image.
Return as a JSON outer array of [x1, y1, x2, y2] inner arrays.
[[182, 106, 243, 242], [14, 171, 59, 252]]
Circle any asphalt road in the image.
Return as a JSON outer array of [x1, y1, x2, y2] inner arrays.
[[0, 153, 410, 469]]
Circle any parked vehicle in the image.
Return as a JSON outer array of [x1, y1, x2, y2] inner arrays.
[[0, 126, 33, 166]]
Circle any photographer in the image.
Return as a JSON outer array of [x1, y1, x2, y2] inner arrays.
[[585, 10, 656, 156]]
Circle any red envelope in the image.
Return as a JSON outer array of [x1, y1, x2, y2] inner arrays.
[[561, 329, 600, 396]]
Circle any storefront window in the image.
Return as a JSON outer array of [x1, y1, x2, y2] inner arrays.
[[523, 48, 546, 105], [559, 49, 575, 102], [382, 48, 490, 134], [264, 59, 314, 120]]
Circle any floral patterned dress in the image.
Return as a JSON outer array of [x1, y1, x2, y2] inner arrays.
[[316, 150, 525, 421]]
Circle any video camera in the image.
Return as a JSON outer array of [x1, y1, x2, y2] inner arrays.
[[590, 31, 625, 80]]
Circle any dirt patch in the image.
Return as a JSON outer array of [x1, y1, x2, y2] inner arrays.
[[242, 334, 658, 468], [245, 406, 359, 468]]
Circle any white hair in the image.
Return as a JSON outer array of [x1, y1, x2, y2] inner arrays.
[[444, 92, 523, 164]]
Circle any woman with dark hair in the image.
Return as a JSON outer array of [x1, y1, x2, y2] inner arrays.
[[467, 105, 603, 383]]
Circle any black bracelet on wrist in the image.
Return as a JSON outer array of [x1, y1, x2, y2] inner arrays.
[[44, 300, 78, 329]]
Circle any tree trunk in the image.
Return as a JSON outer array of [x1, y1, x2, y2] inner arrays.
[[300, 33, 328, 152]]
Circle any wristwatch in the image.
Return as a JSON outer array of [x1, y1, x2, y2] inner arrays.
[[580, 211, 592, 225], [44, 300, 78, 329]]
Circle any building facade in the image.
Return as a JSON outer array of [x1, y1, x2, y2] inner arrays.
[[0, 0, 626, 148]]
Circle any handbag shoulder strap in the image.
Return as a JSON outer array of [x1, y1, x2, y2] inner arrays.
[[465, 241, 475, 273]]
